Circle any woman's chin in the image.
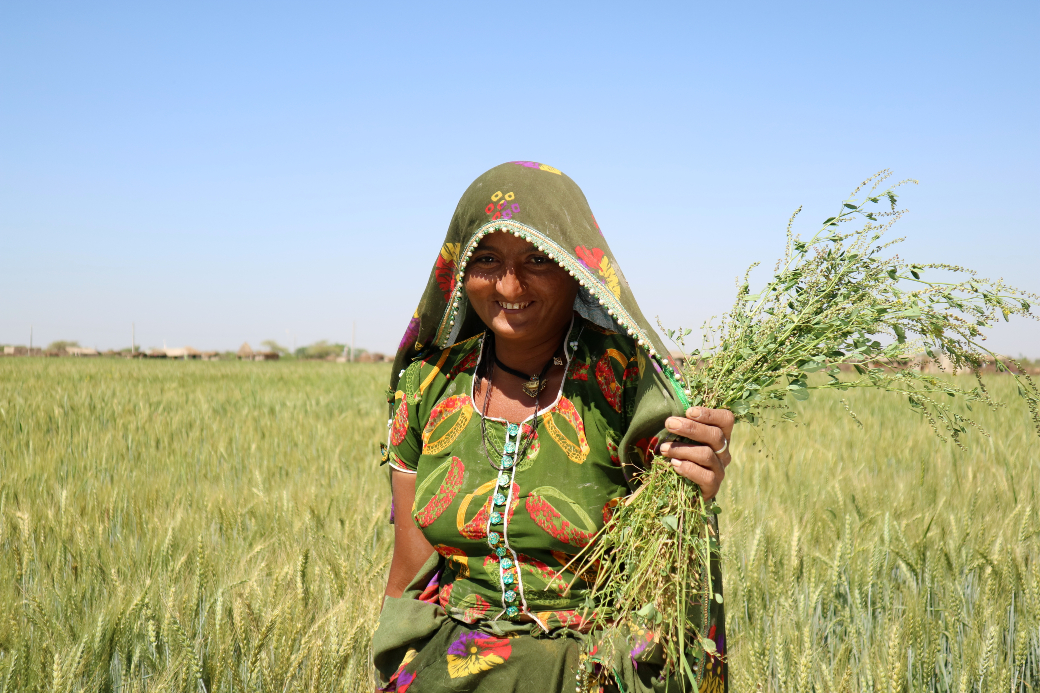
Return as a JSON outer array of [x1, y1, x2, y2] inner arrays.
[[488, 313, 542, 339]]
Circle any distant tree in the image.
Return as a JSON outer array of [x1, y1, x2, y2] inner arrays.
[[261, 339, 291, 356], [296, 340, 346, 360], [47, 340, 80, 351]]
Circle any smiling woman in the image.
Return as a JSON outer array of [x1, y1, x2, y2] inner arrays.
[[372, 163, 733, 693]]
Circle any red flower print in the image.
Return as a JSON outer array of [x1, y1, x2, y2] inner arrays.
[[434, 243, 460, 302], [380, 648, 419, 692], [484, 191, 520, 221], [458, 481, 519, 540], [457, 593, 492, 623], [421, 395, 474, 455], [521, 422, 541, 459], [447, 348, 479, 380], [434, 544, 470, 579], [438, 581, 454, 609], [605, 433, 620, 465], [541, 396, 590, 463], [575, 245, 605, 271], [568, 361, 590, 381], [396, 669, 415, 692], [516, 553, 568, 593], [390, 397, 409, 446], [631, 437, 659, 466], [413, 457, 465, 528], [574, 245, 622, 298], [526, 492, 595, 548], [417, 571, 441, 604], [446, 631, 511, 678], [595, 353, 624, 413]]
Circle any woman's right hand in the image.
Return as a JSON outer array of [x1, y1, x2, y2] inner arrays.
[[658, 406, 734, 500]]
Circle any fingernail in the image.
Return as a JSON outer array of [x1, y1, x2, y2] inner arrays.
[[665, 417, 681, 431], [670, 458, 682, 467], [689, 407, 704, 419], [659, 442, 671, 454]]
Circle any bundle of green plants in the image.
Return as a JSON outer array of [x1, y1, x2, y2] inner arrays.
[[573, 170, 1040, 686]]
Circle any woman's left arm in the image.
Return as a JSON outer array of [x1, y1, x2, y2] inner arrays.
[[659, 406, 735, 500]]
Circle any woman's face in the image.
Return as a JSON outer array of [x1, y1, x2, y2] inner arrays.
[[463, 231, 579, 344]]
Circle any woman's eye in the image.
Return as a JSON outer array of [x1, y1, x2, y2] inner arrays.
[[530, 256, 549, 265]]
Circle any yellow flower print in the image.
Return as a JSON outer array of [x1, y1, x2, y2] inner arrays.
[[446, 631, 512, 678]]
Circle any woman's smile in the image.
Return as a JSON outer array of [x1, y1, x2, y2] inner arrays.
[[463, 231, 579, 354]]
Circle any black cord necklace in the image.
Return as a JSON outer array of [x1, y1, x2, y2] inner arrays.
[[494, 349, 563, 398]]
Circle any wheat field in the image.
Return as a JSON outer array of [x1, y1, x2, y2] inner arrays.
[[1, 359, 1037, 692]]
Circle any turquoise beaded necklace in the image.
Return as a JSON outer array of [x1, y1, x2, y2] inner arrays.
[[479, 322, 583, 621], [478, 333, 550, 620]]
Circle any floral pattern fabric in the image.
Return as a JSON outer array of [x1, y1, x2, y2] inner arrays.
[[387, 317, 638, 627], [373, 554, 693, 693]]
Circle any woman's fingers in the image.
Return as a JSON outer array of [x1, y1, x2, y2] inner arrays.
[[659, 441, 725, 499], [664, 406, 734, 468], [665, 407, 735, 439], [665, 417, 726, 450]]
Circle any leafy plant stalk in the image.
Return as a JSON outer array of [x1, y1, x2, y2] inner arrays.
[[570, 170, 1040, 689]]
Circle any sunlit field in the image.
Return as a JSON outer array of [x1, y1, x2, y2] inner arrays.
[[1, 360, 1037, 692]]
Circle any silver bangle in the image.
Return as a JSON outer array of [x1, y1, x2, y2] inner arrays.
[[713, 436, 728, 455]]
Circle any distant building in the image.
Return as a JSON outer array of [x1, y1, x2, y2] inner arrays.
[[254, 351, 280, 361], [237, 343, 254, 360], [164, 347, 202, 360], [2, 346, 39, 356], [66, 347, 100, 357]]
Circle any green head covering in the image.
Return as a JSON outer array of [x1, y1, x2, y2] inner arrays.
[[389, 161, 690, 471]]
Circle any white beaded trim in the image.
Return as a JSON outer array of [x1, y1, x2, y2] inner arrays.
[[433, 219, 683, 384]]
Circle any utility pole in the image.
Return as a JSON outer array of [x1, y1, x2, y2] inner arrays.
[[351, 321, 356, 362]]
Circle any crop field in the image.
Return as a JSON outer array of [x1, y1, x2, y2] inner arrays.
[[1, 359, 1037, 692]]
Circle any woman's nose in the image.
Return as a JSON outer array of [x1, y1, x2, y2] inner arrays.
[[496, 266, 525, 298]]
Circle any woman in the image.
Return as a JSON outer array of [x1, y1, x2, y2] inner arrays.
[[374, 162, 733, 693]]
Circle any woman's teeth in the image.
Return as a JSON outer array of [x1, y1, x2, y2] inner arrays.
[[499, 302, 530, 310]]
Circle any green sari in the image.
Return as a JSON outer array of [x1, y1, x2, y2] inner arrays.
[[375, 162, 727, 693]]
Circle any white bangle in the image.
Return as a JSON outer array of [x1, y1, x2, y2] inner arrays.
[[713, 437, 728, 455]]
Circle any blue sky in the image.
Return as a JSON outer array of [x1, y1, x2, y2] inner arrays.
[[2, 1, 1037, 356]]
